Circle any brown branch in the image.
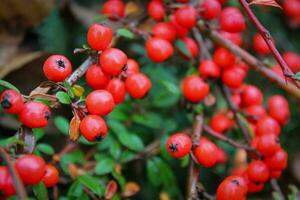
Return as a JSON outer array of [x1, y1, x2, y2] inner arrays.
[[0, 147, 27, 200], [270, 179, 285, 200], [66, 56, 93, 86], [192, 28, 211, 60]]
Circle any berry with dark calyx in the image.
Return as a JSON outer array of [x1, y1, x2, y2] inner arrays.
[[42, 165, 59, 188], [86, 64, 110, 90], [241, 85, 263, 107], [257, 133, 281, 156], [106, 78, 126, 104], [283, 51, 300, 73], [125, 73, 152, 99], [213, 47, 236, 69], [146, 37, 174, 63], [147, 0, 165, 21], [220, 7, 246, 33], [175, 6, 197, 29], [169, 14, 189, 38], [193, 137, 218, 167], [216, 176, 247, 200], [198, 59, 220, 79], [200, 0, 221, 20], [255, 116, 281, 136], [80, 115, 108, 142], [86, 90, 115, 116], [19, 101, 51, 128], [222, 65, 246, 88], [210, 112, 233, 134], [152, 22, 176, 42], [100, 48, 128, 76], [165, 133, 192, 158], [43, 55, 72, 82], [182, 75, 210, 103], [0, 89, 23, 114], [219, 31, 243, 46], [15, 154, 46, 185], [87, 24, 113, 51], [253, 33, 271, 55], [125, 58, 140, 75], [180, 37, 199, 59], [247, 160, 269, 183], [267, 95, 290, 125], [102, 0, 125, 20], [264, 148, 288, 171]]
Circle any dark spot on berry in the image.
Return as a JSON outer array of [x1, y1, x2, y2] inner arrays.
[[56, 59, 66, 68], [0, 94, 11, 109], [275, 138, 280, 143], [122, 64, 128, 71], [94, 134, 103, 141], [44, 111, 50, 120], [169, 143, 178, 152], [232, 179, 240, 186]]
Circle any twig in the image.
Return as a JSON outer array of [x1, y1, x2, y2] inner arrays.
[[0, 147, 27, 200], [192, 28, 211, 60], [66, 56, 93, 86], [271, 179, 285, 200]]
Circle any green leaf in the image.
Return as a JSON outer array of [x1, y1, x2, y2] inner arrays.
[[68, 180, 83, 198], [295, 72, 300, 80], [32, 128, 45, 141], [110, 141, 121, 159], [37, 143, 55, 155], [175, 39, 191, 58], [54, 116, 69, 135], [77, 175, 104, 196], [112, 172, 126, 191], [0, 80, 20, 92], [132, 113, 162, 129], [56, 91, 71, 104], [117, 132, 144, 152], [180, 156, 189, 167], [147, 159, 161, 186], [116, 28, 134, 39], [33, 182, 49, 200], [93, 15, 108, 23], [95, 157, 115, 175], [119, 150, 135, 163], [63, 81, 75, 99]]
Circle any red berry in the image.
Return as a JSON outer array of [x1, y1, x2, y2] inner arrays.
[[198, 59, 220, 79], [43, 55, 72, 82], [269, 170, 282, 179], [264, 148, 288, 171], [210, 112, 233, 134], [86, 90, 115, 116], [146, 37, 174, 63], [0, 89, 23, 114], [169, 15, 189, 38], [247, 181, 264, 194], [106, 78, 126, 104], [220, 7, 246, 33], [86, 64, 110, 90], [283, 51, 300, 73], [283, 0, 300, 17], [0, 166, 7, 190], [126, 59, 140, 75], [177, 0, 189, 2], [166, 133, 192, 158], [15, 154, 46, 185], [2, 168, 15, 197], [102, 0, 125, 20], [222, 65, 246, 88], [216, 147, 228, 164], [19, 101, 51, 128], [147, 0, 165, 21], [180, 37, 199, 59], [255, 116, 281, 136], [216, 176, 247, 200], [87, 24, 113, 51], [182, 75, 210, 103], [152, 22, 176, 42], [253, 33, 271, 55], [243, 105, 267, 123], [219, 31, 243, 46], [257, 133, 281, 156], [241, 85, 263, 107], [42, 165, 59, 188], [80, 115, 108, 142], [100, 48, 128, 76], [200, 0, 221, 20], [247, 160, 269, 183], [125, 73, 152, 99], [213, 48, 236, 69], [267, 95, 290, 125], [193, 138, 218, 167], [175, 6, 197, 29]]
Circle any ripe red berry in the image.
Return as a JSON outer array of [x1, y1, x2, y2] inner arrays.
[[269, 170, 282, 179], [231, 93, 242, 108], [200, 0, 221, 20], [152, 22, 176, 42], [102, 0, 125, 20], [283, 0, 300, 18], [146, 37, 174, 63], [220, 7, 246, 33], [0, 89, 23, 114], [100, 48, 128, 76], [198, 59, 220, 79], [283, 51, 300, 73], [216, 176, 247, 200], [253, 33, 271, 55], [216, 147, 228, 164], [43, 55, 72, 82], [177, 0, 189, 2], [241, 85, 263, 107], [219, 31, 243, 46], [166, 133, 192, 158], [2, 168, 15, 197], [264, 148, 288, 171], [210, 112, 233, 134], [147, 0, 165, 21], [193, 138, 218, 167], [257, 133, 281, 156], [247, 160, 269, 183], [169, 15, 189, 38], [222, 65, 246, 88], [182, 75, 210, 103], [213, 48, 236, 69], [247, 181, 264, 194], [175, 6, 197, 29], [80, 115, 108, 142], [0, 166, 7, 190], [125, 73, 152, 99], [19, 101, 51, 128], [15, 154, 46, 185], [86, 64, 110, 90], [42, 165, 59, 188], [125, 59, 140, 75], [86, 90, 115, 116], [87, 24, 113, 51], [180, 37, 199, 59], [267, 95, 290, 125], [243, 105, 267, 123], [106, 78, 126, 104], [255, 116, 281, 136]]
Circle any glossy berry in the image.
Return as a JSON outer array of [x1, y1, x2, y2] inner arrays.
[[182, 75, 210, 103], [210, 112, 233, 134], [255, 116, 281, 136], [166, 133, 192, 158], [152, 22, 176, 42], [125, 58, 140, 75], [102, 0, 125, 20], [267, 95, 290, 125], [216, 176, 247, 200], [80, 115, 108, 142], [200, 0, 221, 20], [247, 160, 269, 183], [264, 148, 288, 171], [244, 105, 267, 123], [247, 181, 264, 194], [86, 64, 110, 90], [180, 37, 199, 59], [43, 55, 72, 82], [87, 24, 113, 51], [146, 37, 174, 63], [125, 73, 152, 99], [283, 0, 300, 18], [257, 133, 281, 156], [253, 34, 271, 55], [106, 78, 126, 104], [222, 65, 246, 88], [241, 85, 263, 107], [169, 15, 189, 38], [42, 165, 59, 188], [193, 138, 218, 167], [86, 90, 115, 116], [100, 48, 128, 76], [198, 59, 220, 78], [0, 89, 23, 114], [175, 6, 197, 29], [15, 154, 46, 185], [19, 101, 51, 128], [220, 7, 246, 33], [147, 0, 165, 21], [213, 48, 236, 69], [219, 31, 243, 46], [283, 51, 300, 73]]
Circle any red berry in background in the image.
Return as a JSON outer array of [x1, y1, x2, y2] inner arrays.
[[222, 65, 246, 88], [255, 116, 281, 136], [198, 59, 220, 78], [15, 154, 46, 185], [210, 112, 233, 134], [257, 133, 281, 156], [42, 165, 59, 188], [253, 33, 271, 55], [247, 181, 264, 194], [241, 85, 263, 107], [125, 73, 152, 99], [219, 31, 243, 46], [106, 78, 126, 104], [43, 55, 72, 82], [177, 0, 189, 2], [216, 176, 247, 200], [283, 0, 300, 18], [247, 160, 269, 183], [213, 48, 236, 69], [86, 64, 110, 90], [87, 24, 113, 51], [264, 148, 288, 171], [243, 105, 267, 123], [152, 22, 176, 42], [147, 0, 165, 21], [282, 51, 300, 73], [220, 7, 246, 33], [126, 58, 140, 75], [169, 15, 189, 38], [193, 138, 218, 167], [146, 37, 174, 63], [166, 133, 192, 158], [0, 89, 23, 114], [80, 115, 108, 142], [268, 95, 290, 125], [200, 0, 221, 20], [100, 48, 128, 76], [175, 6, 197, 29], [182, 75, 210, 103], [272, 64, 285, 79], [0, 166, 7, 190], [102, 0, 125, 20], [19, 101, 51, 128], [86, 90, 115, 116], [269, 170, 282, 179], [218, 0, 227, 5], [180, 37, 199, 59], [2, 168, 15, 197], [216, 147, 228, 164]]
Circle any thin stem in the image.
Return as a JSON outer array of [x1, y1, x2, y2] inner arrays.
[[271, 179, 285, 200], [66, 56, 93, 86], [192, 28, 211, 60]]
